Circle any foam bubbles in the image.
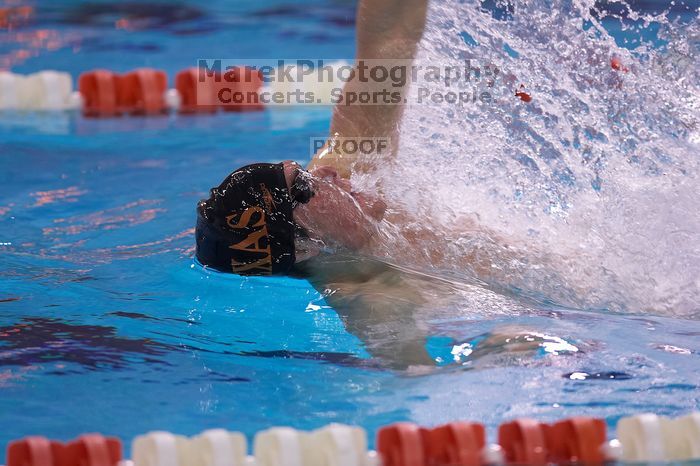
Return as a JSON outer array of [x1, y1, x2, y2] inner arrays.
[[367, 0, 699, 316]]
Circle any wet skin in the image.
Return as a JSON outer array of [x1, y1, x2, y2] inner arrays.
[[282, 161, 385, 254], [281, 162, 550, 371]]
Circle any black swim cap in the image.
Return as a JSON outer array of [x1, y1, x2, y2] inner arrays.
[[195, 163, 309, 275]]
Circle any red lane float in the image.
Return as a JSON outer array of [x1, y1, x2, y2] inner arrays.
[[422, 422, 486, 466], [376, 423, 425, 466], [7, 435, 121, 466], [5, 413, 700, 465], [498, 418, 548, 466], [11, 57, 640, 115], [119, 68, 168, 115], [76, 66, 264, 117], [7, 436, 63, 466], [220, 66, 264, 112], [60, 434, 122, 466], [547, 417, 607, 465], [175, 68, 218, 114], [78, 70, 120, 117]]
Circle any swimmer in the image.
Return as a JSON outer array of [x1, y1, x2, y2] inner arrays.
[[196, 0, 432, 273], [196, 0, 550, 369]]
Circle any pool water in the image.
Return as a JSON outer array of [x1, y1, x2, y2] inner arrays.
[[1, 0, 699, 460]]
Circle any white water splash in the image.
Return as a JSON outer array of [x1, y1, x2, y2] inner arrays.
[[364, 0, 699, 316]]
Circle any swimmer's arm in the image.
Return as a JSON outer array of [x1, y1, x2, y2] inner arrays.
[[300, 255, 436, 369], [327, 290, 435, 370], [308, 0, 429, 177]]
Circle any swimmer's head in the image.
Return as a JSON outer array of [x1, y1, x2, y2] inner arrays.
[[196, 161, 386, 275], [195, 162, 314, 275]]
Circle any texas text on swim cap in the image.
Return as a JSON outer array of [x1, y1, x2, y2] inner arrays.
[[195, 163, 296, 275]]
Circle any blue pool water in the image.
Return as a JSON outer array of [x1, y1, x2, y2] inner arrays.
[[1, 0, 699, 460]]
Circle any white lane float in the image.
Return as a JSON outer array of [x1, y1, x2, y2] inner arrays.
[[132, 431, 189, 466], [1, 71, 81, 111], [307, 424, 369, 466], [21, 71, 77, 111], [187, 429, 248, 466], [617, 413, 669, 462], [253, 427, 308, 466], [664, 412, 700, 461], [0, 71, 23, 110], [265, 60, 350, 106]]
